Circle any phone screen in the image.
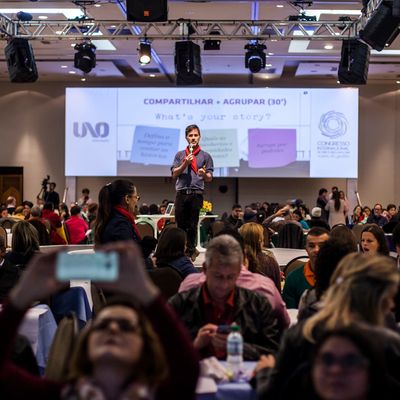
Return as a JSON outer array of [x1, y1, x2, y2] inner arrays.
[[56, 251, 118, 281]]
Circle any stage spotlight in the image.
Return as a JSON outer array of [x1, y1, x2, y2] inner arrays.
[[74, 42, 96, 73], [138, 41, 151, 65], [244, 42, 267, 73]]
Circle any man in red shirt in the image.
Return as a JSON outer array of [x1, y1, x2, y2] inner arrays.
[[169, 235, 279, 360], [65, 205, 88, 244]]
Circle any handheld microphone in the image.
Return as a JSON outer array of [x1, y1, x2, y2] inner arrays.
[[189, 145, 193, 154]]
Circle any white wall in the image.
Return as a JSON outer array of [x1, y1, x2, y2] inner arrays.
[[0, 82, 398, 216]]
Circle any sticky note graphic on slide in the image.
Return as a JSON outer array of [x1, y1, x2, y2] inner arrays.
[[130, 126, 180, 166], [248, 129, 297, 168], [201, 129, 239, 168]]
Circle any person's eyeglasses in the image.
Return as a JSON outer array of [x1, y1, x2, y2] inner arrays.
[[132, 195, 140, 200], [315, 352, 369, 372], [92, 318, 141, 333]]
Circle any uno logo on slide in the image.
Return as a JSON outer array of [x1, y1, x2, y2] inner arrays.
[[73, 122, 109, 138]]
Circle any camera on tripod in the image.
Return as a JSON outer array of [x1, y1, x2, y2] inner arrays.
[[41, 175, 50, 190]]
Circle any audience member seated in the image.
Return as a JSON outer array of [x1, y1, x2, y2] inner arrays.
[[28, 206, 50, 246], [179, 230, 289, 335], [0, 206, 8, 219], [255, 253, 400, 399], [77, 188, 93, 207], [0, 242, 199, 400], [5, 221, 40, 270], [292, 210, 309, 230], [12, 207, 25, 220], [87, 202, 98, 230], [360, 224, 390, 256], [224, 203, 244, 231], [140, 235, 158, 271], [277, 221, 304, 249], [170, 235, 280, 360], [367, 203, 388, 227], [298, 235, 357, 320], [282, 227, 329, 309], [262, 204, 291, 233], [65, 206, 89, 244], [94, 180, 141, 246], [153, 227, 197, 278], [6, 196, 17, 215], [58, 203, 70, 222], [239, 222, 281, 291], [308, 207, 330, 231], [281, 327, 400, 400], [0, 235, 21, 303], [42, 202, 66, 245]]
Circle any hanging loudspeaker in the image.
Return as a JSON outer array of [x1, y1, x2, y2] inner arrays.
[[338, 39, 370, 85], [126, 0, 168, 22], [4, 38, 38, 83]]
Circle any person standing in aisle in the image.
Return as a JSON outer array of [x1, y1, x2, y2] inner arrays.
[[171, 124, 214, 260]]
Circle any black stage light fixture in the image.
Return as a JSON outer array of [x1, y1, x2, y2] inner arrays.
[[74, 42, 96, 73], [126, 0, 168, 22], [245, 42, 267, 73], [175, 41, 202, 85], [338, 39, 370, 85], [4, 38, 38, 83], [138, 41, 151, 65], [359, 0, 400, 51]]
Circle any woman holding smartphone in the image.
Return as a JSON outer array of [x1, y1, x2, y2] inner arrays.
[[94, 180, 142, 246], [0, 242, 199, 400]]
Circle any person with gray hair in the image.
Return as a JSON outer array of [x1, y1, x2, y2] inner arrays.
[[169, 234, 280, 361]]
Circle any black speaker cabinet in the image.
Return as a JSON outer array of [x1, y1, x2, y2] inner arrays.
[[126, 0, 168, 22], [338, 39, 370, 85], [4, 38, 38, 83], [175, 41, 203, 86], [359, 1, 400, 51]]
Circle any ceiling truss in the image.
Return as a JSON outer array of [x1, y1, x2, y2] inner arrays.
[[0, 16, 360, 41]]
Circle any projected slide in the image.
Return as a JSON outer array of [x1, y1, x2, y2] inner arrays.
[[65, 87, 358, 178]]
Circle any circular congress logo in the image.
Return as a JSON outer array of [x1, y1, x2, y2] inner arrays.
[[319, 111, 348, 139]]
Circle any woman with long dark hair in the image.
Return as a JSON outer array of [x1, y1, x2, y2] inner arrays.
[[153, 227, 197, 278], [325, 191, 348, 228], [94, 180, 141, 246], [360, 224, 390, 256]]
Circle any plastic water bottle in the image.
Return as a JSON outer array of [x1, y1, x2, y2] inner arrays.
[[226, 323, 243, 381]]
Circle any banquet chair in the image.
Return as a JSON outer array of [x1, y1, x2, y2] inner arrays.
[[136, 221, 154, 238], [148, 267, 183, 299], [45, 312, 79, 381], [211, 220, 225, 237], [277, 223, 304, 249], [0, 225, 7, 248], [283, 256, 310, 277]]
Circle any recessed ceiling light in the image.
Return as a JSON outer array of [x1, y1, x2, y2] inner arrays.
[[69, 71, 76, 74], [324, 44, 334, 50], [81, 78, 86, 81], [38, 15, 48, 20], [276, 4, 284, 7], [94, 4, 101, 7], [55, 31, 63, 35], [396, 80, 400, 84], [265, 64, 272, 67], [149, 74, 156, 77], [61, 65, 68, 68], [337, 80, 340, 84], [268, 52, 274, 55], [271, 39, 277, 42], [71, 43, 76, 47]]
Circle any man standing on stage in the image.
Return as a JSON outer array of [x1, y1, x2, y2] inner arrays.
[[171, 124, 214, 260]]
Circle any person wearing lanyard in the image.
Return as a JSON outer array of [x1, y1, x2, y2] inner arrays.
[[171, 124, 214, 260]]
